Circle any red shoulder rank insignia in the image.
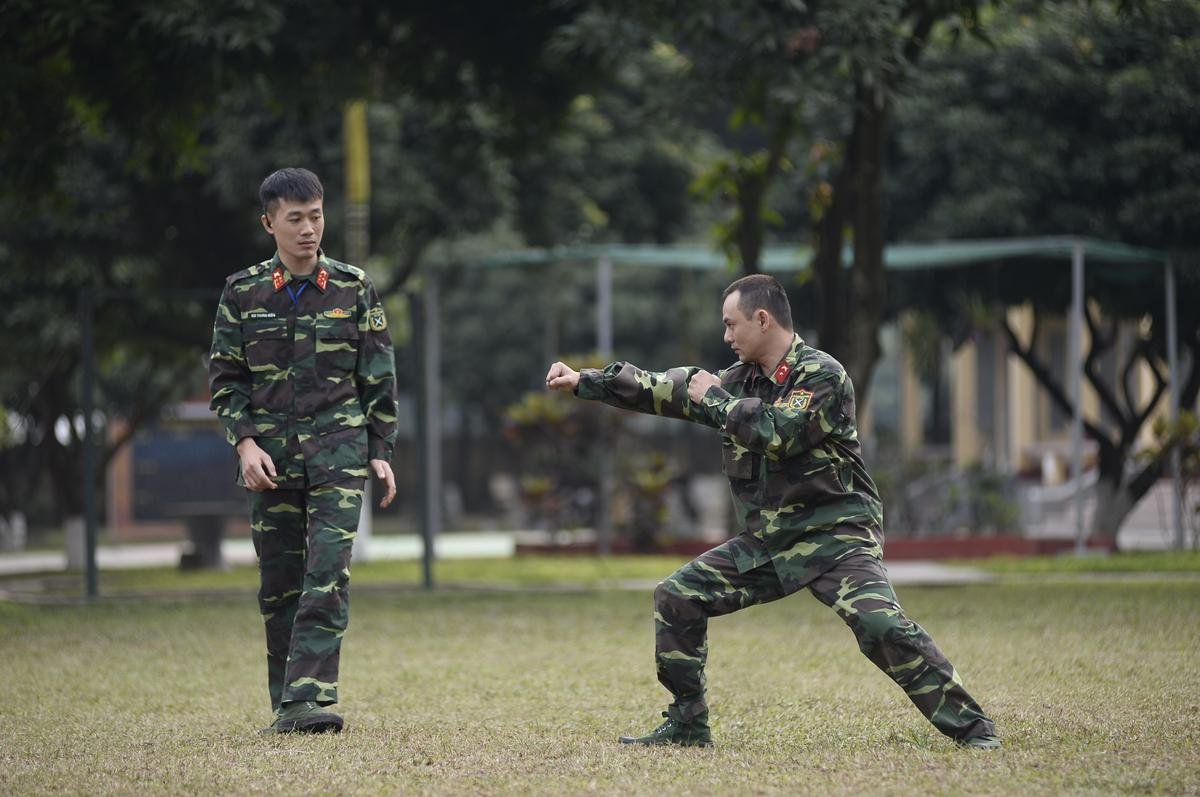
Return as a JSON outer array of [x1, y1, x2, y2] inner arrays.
[[315, 266, 329, 291], [773, 362, 791, 383], [271, 266, 286, 291], [788, 389, 814, 412]]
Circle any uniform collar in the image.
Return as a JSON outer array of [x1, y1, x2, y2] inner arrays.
[[269, 250, 330, 292], [766, 333, 805, 385]]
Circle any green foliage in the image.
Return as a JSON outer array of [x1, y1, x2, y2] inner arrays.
[[502, 354, 615, 529], [945, 464, 1022, 534], [963, 549, 1200, 573], [893, 0, 1200, 258], [901, 310, 947, 381], [616, 451, 677, 551], [0, 1, 710, 529], [5, 0, 1198, 544], [501, 358, 693, 548]]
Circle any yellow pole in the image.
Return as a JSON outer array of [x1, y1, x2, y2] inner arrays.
[[344, 100, 370, 209], [344, 100, 373, 560]]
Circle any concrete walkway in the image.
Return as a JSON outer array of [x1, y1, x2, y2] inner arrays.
[[0, 532, 991, 586]]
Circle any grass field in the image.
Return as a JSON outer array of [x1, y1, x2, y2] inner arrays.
[[2, 559, 1199, 795], [963, 549, 1200, 574], [8, 549, 1200, 601]]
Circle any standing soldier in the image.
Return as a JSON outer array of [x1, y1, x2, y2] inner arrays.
[[545, 274, 1000, 749], [209, 168, 398, 734]]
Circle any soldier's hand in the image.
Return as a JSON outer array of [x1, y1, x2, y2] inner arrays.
[[687, 370, 721, 403], [545, 361, 580, 392], [236, 438, 278, 492], [370, 459, 397, 508]]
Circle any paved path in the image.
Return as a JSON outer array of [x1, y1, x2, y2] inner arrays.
[[0, 533, 990, 586], [0, 532, 516, 576]]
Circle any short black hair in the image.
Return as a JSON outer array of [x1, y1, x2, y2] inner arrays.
[[721, 274, 794, 331], [259, 168, 324, 215]]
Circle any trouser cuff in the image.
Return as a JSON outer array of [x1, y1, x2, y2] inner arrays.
[[668, 699, 708, 723]]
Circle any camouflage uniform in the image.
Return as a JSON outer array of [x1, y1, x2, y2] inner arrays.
[[209, 251, 397, 711], [577, 334, 995, 742]]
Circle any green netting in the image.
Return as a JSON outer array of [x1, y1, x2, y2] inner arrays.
[[460, 236, 1165, 273]]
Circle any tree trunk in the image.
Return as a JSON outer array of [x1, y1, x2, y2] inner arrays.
[[813, 77, 889, 410], [1092, 475, 1138, 546], [812, 130, 854, 356], [736, 111, 794, 274], [1002, 308, 1199, 545], [736, 186, 763, 274], [846, 81, 889, 410]]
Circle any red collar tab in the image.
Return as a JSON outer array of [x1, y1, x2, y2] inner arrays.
[[773, 362, 791, 383], [315, 266, 329, 291], [271, 266, 286, 292]]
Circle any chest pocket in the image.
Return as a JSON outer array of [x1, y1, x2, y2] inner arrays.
[[242, 320, 289, 371], [721, 439, 756, 480], [316, 318, 359, 378]]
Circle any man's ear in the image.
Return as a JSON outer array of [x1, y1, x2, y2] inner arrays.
[[260, 214, 273, 234], [757, 308, 770, 331]]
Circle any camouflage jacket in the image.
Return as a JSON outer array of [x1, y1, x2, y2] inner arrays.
[[208, 251, 398, 488], [576, 334, 884, 591]]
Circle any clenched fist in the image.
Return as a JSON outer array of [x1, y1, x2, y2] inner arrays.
[[545, 361, 580, 392], [687, 370, 721, 403]]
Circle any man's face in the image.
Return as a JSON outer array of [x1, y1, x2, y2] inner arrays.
[[722, 291, 763, 364], [262, 198, 324, 265]]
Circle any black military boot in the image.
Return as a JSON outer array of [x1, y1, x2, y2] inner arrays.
[[619, 710, 713, 747], [956, 734, 1001, 750], [271, 701, 344, 734]]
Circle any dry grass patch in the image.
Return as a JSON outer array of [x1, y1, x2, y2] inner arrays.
[[2, 579, 1198, 795]]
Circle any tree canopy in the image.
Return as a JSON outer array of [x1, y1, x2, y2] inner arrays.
[[1, 0, 1197, 540], [889, 0, 1200, 538]]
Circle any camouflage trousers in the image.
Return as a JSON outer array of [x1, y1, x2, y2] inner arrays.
[[248, 478, 364, 710], [654, 537, 995, 741]]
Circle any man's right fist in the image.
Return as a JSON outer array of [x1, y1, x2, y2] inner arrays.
[[545, 361, 580, 392]]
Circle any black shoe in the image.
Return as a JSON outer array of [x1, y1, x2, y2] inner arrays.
[[619, 711, 713, 747], [273, 701, 344, 734], [957, 734, 1001, 750]]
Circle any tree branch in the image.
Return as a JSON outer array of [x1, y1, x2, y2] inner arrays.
[[1081, 302, 1126, 429], [377, 239, 430, 301], [1121, 335, 1141, 427], [902, 8, 939, 67], [1130, 338, 1169, 438], [1002, 311, 1109, 445]]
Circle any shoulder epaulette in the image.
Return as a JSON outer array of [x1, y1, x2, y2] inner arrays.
[[721, 360, 753, 382], [325, 258, 365, 280], [226, 260, 273, 284]]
